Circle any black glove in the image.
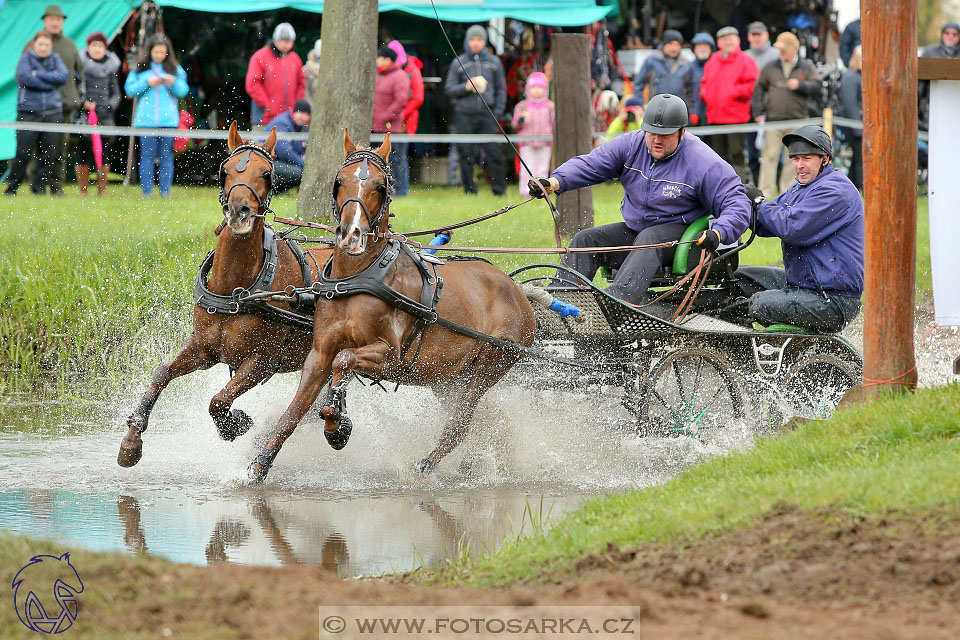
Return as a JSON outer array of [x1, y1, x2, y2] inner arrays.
[[695, 228, 722, 252], [528, 177, 554, 199], [744, 184, 764, 205]]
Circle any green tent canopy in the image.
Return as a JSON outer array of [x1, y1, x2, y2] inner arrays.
[[0, 0, 616, 159]]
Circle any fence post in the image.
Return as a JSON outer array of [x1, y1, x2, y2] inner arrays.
[[551, 33, 594, 236]]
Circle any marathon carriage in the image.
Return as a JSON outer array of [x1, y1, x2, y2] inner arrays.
[[506, 212, 862, 437]]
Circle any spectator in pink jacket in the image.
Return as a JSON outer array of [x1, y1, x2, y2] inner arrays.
[[373, 44, 410, 193], [511, 72, 554, 196], [698, 26, 759, 183], [386, 40, 422, 196], [245, 22, 305, 126]]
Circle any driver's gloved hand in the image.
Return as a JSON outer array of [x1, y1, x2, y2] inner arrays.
[[695, 228, 723, 252]]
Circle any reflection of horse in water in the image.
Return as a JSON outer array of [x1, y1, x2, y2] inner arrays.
[[12, 553, 84, 634], [250, 130, 538, 481], [119, 123, 330, 468]]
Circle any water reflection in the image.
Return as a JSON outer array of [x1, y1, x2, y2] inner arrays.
[[0, 488, 581, 577]]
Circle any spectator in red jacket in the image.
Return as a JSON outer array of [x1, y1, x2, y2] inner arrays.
[[699, 26, 759, 183], [373, 44, 410, 194], [245, 22, 305, 126], [387, 40, 423, 196]]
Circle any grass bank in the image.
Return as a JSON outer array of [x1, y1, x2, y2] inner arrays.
[[0, 183, 928, 393], [425, 383, 960, 588]]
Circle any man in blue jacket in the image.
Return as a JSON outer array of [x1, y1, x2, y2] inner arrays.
[[733, 126, 863, 332], [635, 30, 694, 112], [530, 93, 751, 305], [264, 99, 310, 191]]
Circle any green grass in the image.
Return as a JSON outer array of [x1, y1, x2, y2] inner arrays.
[[0, 183, 929, 393], [426, 383, 960, 588]]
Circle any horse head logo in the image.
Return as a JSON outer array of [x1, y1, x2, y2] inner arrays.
[[12, 553, 84, 634]]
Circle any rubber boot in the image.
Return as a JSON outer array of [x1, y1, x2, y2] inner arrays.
[[96, 165, 110, 196], [75, 165, 90, 196]]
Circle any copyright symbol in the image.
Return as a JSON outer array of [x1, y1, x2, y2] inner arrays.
[[323, 615, 346, 633]]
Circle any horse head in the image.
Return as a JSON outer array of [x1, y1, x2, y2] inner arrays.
[[220, 121, 277, 238], [332, 127, 392, 255]]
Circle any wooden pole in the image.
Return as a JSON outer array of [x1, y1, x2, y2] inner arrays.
[[297, 0, 378, 221], [551, 33, 594, 236], [859, 0, 919, 395]]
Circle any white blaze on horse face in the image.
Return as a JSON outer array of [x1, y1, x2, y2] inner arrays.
[[338, 165, 369, 254]]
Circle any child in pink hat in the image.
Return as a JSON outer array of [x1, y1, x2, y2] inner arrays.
[[511, 71, 554, 196]]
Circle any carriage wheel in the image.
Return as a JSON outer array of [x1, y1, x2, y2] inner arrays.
[[782, 354, 859, 420], [638, 347, 745, 438]]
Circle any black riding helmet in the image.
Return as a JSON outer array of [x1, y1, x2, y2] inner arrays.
[[640, 93, 688, 134], [782, 125, 833, 158]]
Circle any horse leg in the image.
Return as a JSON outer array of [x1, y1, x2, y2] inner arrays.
[[209, 355, 275, 441], [417, 347, 516, 474], [320, 342, 392, 450], [249, 346, 333, 483], [119, 336, 212, 467]]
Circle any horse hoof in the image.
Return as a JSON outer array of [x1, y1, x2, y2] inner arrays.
[[248, 449, 277, 483], [217, 409, 253, 442], [117, 438, 143, 468], [324, 416, 353, 451], [415, 458, 436, 475]]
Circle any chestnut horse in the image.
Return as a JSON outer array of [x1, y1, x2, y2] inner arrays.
[[249, 130, 537, 482], [118, 122, 329, 467]]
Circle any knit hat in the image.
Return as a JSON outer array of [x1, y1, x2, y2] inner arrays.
[[747, 21, 768, 34], [86, 31, 108, 46], [313, 38, 322, 59], [465, 24, 487, 44], [272, 22, 295, 42], [377, 44, 398, 62], [625, 96, 644, 109], [774, 32, 800, 49], [293, 99, 311, 115], [716, 26, 739, 39], [691, 32, 716, 49], [387, 40, 407, 67], [662, 29, 683, 45], [526, 71, 547, 89], [944, 21, 960, 33]]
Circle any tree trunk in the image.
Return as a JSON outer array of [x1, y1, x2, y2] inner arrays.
[[859, 0, 919, 396], [297, 0, 378, 221], [552, 34, 594, 236]]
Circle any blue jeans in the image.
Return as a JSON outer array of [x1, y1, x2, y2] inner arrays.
[[139, 135, 174, 196], [389, 142, 410, 196]]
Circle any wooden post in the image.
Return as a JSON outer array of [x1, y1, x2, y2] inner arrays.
[[297, 0, 378, 221], [552, 33, 594, 236], [859, 0, 919, 395]]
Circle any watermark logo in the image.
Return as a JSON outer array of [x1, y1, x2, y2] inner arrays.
[[12, 552, 84, 634]]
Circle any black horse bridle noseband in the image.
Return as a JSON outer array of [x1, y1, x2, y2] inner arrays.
[[330, 149, 394, 230], [219, 143, 276, 215]]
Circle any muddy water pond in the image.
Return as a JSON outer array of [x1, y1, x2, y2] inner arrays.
[[0, 370, 755, 577]]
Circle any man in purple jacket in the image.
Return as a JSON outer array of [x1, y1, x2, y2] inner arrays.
[[530, 93, 751, 305], [734, 126, 863, 332]]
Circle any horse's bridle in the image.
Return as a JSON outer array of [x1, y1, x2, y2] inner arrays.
[[330, 149, 393, 230], [219, 143, 276, 215]]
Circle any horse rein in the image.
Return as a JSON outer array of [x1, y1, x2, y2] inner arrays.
[[218, 143, 276, 216]]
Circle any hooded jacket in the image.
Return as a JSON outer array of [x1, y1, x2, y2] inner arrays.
[[80, 50, 121, 124], [755, 164, 864, 297], [16, 50, 68, 113], [636, 50, 694, 108], [265, 110, 308, 167], [444, 46, 506, 117], [699, 48, 758, 124], [245, 43, 306, 125], [551, 130, 751, 244], [402, 56, 425, 133], [372, 61, 409, 133], [124, 61, 189, 128]]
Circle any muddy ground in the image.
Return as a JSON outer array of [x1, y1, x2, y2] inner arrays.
[[7, 507, 956, 639]]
